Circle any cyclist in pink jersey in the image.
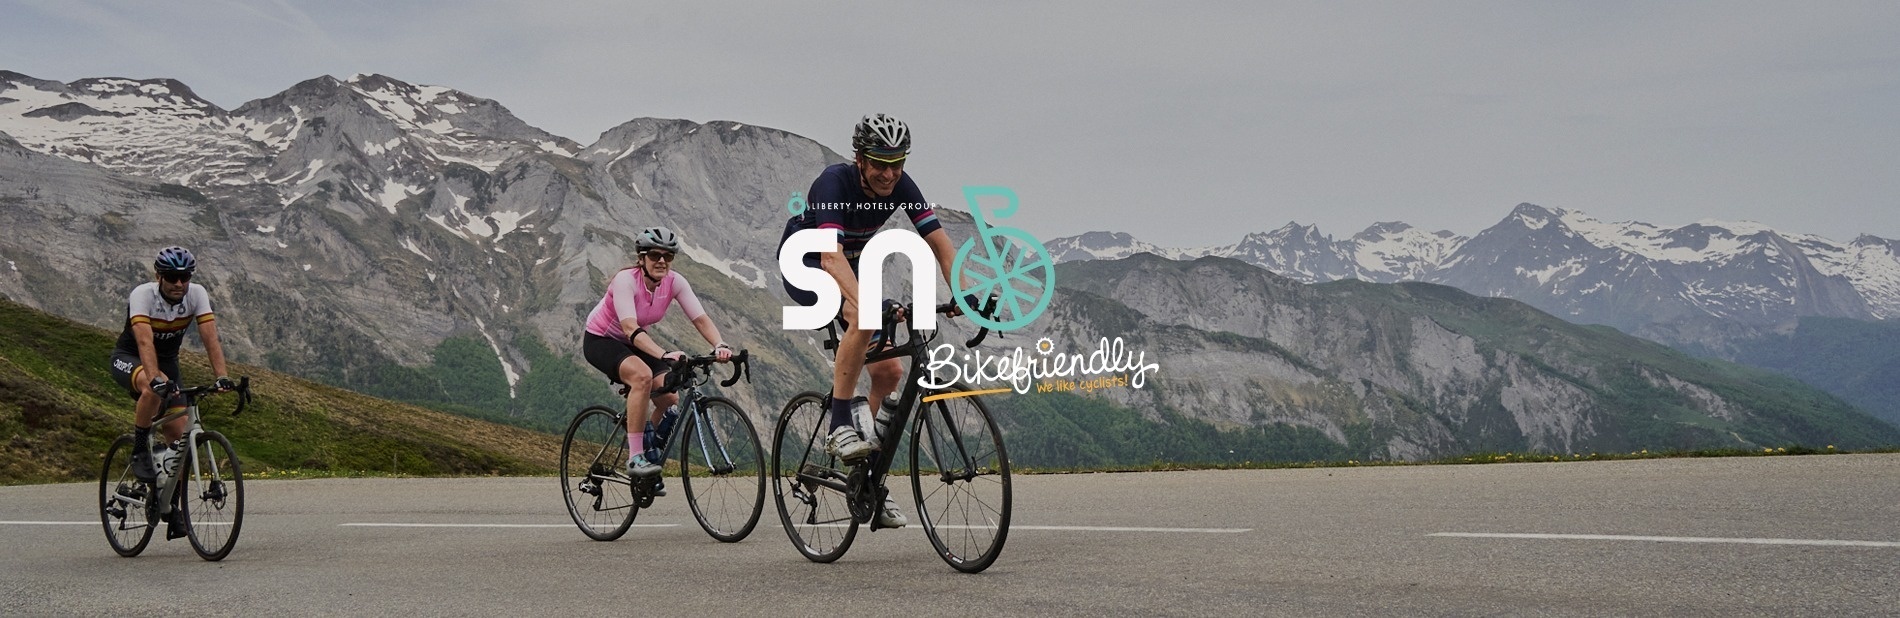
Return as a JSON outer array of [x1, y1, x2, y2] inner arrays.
[[582, 227, 735, 479]]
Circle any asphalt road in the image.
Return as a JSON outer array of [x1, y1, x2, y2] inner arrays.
[[3, 454, 1897, 616]]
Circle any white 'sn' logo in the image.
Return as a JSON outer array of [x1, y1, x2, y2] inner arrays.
[[780, 229, 939, 331]]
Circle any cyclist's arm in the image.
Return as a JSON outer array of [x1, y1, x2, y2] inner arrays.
[[198, 318, 229, 378], [670, 276, 726, 350], [688, 315, 726, 351], [189, 285, 227, 378], [131, 320, 167, 385], [922, 228, 964, 291], [619, 319, 670, 358]]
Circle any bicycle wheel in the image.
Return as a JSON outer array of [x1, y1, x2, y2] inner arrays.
[[99, 435, 156, 557], [561, 406, 638, 541], [178, 431, 244, 561], [679, 396, 764, 543], [910, 388, 1012, 573], [771, 392, 858, 562]]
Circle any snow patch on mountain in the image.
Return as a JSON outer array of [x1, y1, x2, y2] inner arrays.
[[472, 317, 520, 398], [400, 238, 433, 262], [1050, 203, 1900, 325]]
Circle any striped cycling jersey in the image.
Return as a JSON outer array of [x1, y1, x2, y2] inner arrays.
[[778, 162, 942, 262], [113, 282, 215, 358]]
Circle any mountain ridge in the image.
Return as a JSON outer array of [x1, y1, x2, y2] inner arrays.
[[6, 69, 1895, 465]]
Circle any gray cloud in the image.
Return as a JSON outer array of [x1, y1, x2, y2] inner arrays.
[[5, 1, 1897, 246]]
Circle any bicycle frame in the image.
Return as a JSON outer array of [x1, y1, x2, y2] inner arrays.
[[110, 379, 249, 526], [146, 382, 248, 513], [597, 353, 753, 493], [798, 300, 997, 528]]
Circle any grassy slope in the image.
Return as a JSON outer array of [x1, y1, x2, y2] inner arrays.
[[0, 297, 559, 485]]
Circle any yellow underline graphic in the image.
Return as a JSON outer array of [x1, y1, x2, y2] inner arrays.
[[921, 388, 1014, 402]]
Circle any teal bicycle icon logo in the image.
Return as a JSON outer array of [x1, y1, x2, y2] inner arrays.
[[951, 186, 1054, 332]]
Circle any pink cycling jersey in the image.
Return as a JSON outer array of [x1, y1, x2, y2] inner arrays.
[[584, 269, 707, 341]]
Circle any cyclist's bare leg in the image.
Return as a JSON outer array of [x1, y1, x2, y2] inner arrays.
[[131, 369, 186, 442], [866, 357, 903, 414], [831, 325, 874, 416], [649, 375, 678, 424], [617, 358, 655, 446], [651, 390, 679, 413]]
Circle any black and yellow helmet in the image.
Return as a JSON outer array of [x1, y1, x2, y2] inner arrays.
[[852, 113, 911, 163]]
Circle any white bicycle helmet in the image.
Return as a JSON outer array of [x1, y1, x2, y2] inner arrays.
[[635, 226, 680, 253], [852, 113, 911, 162]]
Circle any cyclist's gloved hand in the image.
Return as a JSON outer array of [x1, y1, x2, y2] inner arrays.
[[951, 293, 985, 317], [213, 376, 237, 392], [713, 343, 733, 362], [882, 298, 906, 323], [148, 377, 175, 397], [662, 351, 686, 364]]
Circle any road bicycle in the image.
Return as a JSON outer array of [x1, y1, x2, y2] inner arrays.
[[772, 300, 1012, 573], [560, 350, 762, 542], [99, 378, 252, 561]]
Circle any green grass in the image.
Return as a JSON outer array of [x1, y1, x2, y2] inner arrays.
[[0, 297, 561, 485]]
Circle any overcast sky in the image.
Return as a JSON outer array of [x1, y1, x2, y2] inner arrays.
[[5, 1, 1897, 247]]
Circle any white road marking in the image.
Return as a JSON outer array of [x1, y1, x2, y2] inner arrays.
[[0, 521, 95, 525], [341, 523, 679, 529], [1431, 532, 1900, 548], [990, 525, 1251, 533], [775, 523, 1250, 533]]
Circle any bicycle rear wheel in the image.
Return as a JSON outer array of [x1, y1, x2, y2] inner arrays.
[[771, 392, 858, 562], [182, 431, 244, 561], [910, 388, 1012, 573], [679, 396, 764, 543], [99, 435, 156, 557], [561, 406, 638, 541]]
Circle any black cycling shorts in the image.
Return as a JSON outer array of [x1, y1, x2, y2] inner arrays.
[[108, 351, 179, 401], [582, 333, 670, 384]]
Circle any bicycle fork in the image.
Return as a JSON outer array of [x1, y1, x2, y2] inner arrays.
[[922, 402, 982, 483], [689, 403, 738, 475]]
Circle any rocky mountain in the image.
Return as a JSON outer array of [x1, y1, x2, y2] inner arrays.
[[5, 69, 1893, 463], [3, 71, 804, 401], [1049, 204, 1900, 341], [1041, 255, 1900, 458]]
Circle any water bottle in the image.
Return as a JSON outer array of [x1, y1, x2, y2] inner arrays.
[[872, 408, 897, 449], [654, 406, 680, 445], [156, 443, 182, 486]]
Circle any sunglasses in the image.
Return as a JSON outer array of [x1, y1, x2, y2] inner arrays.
[[160, 272, 192, 284], [861, 156, 905, 173], [644, 251, 676, 263]]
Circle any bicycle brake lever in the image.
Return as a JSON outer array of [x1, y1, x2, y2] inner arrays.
[[720, 361, 742, 388], [719, 351, 750, 387], [963, 296, 1004, 348], [233, 377, 251, 416]]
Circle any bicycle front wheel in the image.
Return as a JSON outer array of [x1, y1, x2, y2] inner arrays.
[[561, 406, 638, 541], [910, 387, 1012, 573], [771, 392, 858, 562], [679, 396, 764, 542], [99, 435, 156, 557], [182, 431, 244, 561]]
